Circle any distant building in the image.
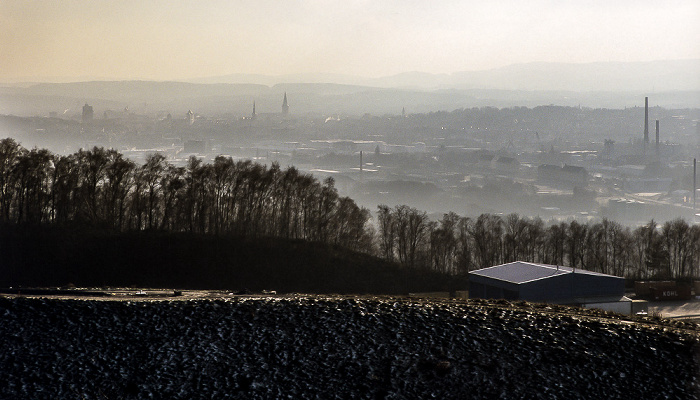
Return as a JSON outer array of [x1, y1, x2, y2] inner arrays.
[[469, 261, 624, 303], [537, 164, 588, 188], [247, 93, 292, 121], [561, 165, 587, 186], [82, 103, 94, 123], [468, 261, 644, 315], [603, 139, 615, 159], [282, 92, 289, 115]]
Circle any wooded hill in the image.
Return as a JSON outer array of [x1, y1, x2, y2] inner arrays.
[[0, 224, 465, 293], [1, 138, 699, 288]]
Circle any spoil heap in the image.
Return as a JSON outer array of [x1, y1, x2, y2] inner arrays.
[[0, 296, 698, 399]]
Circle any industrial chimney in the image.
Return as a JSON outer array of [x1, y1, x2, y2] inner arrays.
[[655, 120, 660, 157], [644, 97, 649, 145]]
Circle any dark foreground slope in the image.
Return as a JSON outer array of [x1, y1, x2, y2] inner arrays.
[[1, 296, 698, 399], [0, 225, 463, 294]]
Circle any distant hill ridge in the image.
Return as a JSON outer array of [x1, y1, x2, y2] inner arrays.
[[3, 59, 699, 92], [189, 59, 700, 92], [1, 60, 699, 115]]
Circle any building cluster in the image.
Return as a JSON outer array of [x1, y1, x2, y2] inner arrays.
[[5, 94, 700, 226]]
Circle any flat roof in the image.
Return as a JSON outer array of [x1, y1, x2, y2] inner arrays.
[[469, 261, 622, 285]]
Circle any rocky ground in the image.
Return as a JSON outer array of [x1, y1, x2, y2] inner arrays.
[[1, 295, 699, 399]]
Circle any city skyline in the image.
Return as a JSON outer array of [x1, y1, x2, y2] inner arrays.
[[1, 0, 699, 83]]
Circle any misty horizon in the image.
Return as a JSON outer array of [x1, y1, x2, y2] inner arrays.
[[1, 0, 700, 230], [2, 58, 698, 84], [2, 2, 700, 398], [2, 1, 698, 83], [2, 59, 699, 94]]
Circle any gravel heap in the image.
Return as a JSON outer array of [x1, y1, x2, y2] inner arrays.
[[1, 296, 698, 399]]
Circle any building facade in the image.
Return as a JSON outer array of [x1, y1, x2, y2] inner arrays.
[[469, 261, 624, 304]]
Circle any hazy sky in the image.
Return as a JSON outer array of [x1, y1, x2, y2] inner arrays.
[[1, 0, 699, 82]]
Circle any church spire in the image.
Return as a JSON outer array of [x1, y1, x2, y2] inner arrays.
[[282, 92, 289, 115]]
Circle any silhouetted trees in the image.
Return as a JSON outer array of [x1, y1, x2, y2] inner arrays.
[[430, 212, 459, 275], [376, 204, 396, 261], [0, 140, 374, 250], [375, 203, 700, 280], [3, 139, 700, 281]]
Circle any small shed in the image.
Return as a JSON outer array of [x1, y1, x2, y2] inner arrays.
[[469, 261, 624, 305]]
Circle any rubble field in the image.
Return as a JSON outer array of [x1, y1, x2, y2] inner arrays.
[[1, 295, 698, 399]]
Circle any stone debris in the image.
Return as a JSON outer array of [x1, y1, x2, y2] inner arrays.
[[0, 296, 698, 399]]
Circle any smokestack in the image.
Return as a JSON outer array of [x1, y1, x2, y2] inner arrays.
[[694, 158, 697, 222], [655, 120, 660, 157], [644, 97, 649, 145]]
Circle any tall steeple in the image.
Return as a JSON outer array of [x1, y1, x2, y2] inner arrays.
[[282, 92, 289, 115]]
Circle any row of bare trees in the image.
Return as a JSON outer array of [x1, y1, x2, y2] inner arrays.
[[375, 205, 700, 279], [3, 139, 699, 280], [0, 139, 373, 252]]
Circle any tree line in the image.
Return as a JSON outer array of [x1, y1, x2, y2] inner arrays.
[[2, 138, 699, 281], [0, 138, 373, 253], [376, 205, 700, 280]]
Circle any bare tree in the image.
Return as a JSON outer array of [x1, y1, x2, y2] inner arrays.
[[394, 205, 429, 269], [566, 220, 587, 269], [0, 138, 23, 222], [662, 218, 691, 278], [430, 212, 459, 274], [503, 213, 527, 263], [455, 216, 474, 273], [376, 204, 396, 261], [104, 150, 135, 230], [469, 213, 503, 268]]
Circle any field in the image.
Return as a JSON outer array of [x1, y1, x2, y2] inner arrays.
[[1, 294, 698, 399]]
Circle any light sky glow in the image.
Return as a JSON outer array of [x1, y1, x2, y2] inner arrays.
[[1, 0, 698, 81]]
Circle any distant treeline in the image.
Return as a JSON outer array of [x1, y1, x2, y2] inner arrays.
[[0, 138, 372, 252], [375, 206, 700, 280], [1, 138, 699, 283]]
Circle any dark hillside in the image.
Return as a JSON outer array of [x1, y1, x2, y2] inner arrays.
[[0, 296, 697, 399], [0, 224, 464, 294]]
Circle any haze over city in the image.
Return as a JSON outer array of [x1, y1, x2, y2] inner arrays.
[[1, 0, 700, 227], [2, 0, 699, 83], [3, 2, 700, 398]]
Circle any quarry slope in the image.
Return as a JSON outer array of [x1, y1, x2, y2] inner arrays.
[[0, 296, 698, 399]]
